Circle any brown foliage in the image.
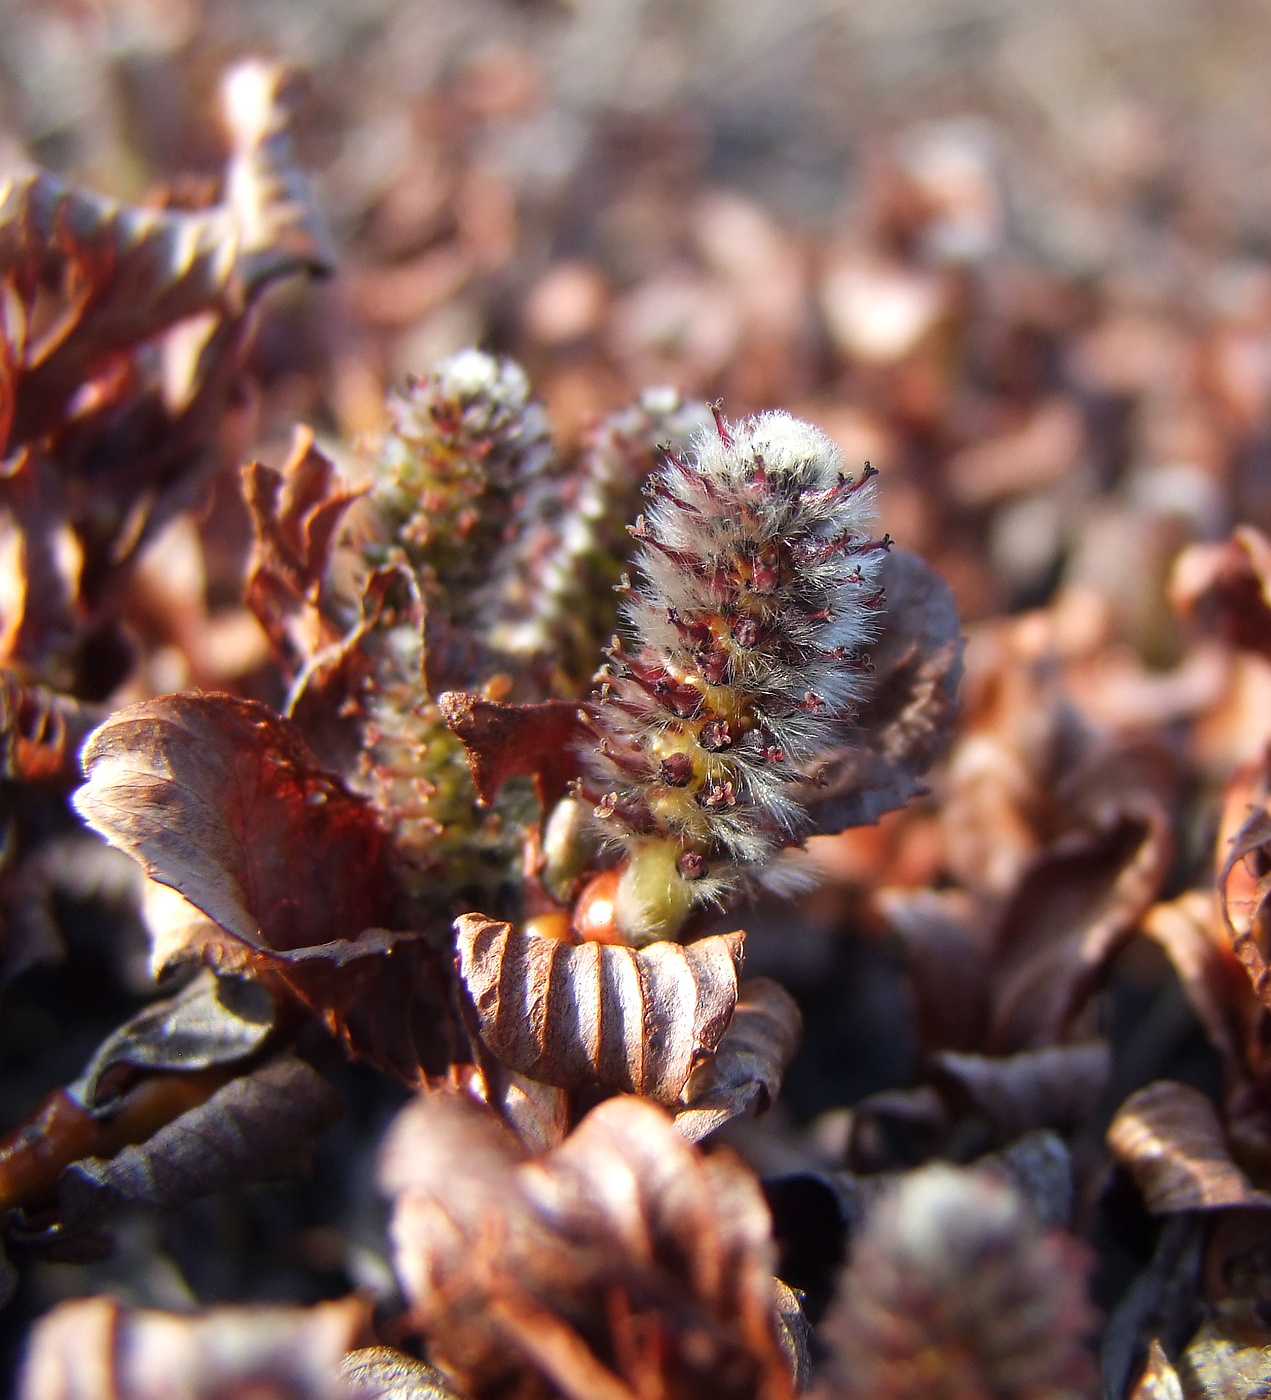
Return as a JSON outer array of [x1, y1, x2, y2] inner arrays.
[[381, 1092, 794, 1400], [20, 1294, 366, 1400], [455, 913, 743, 1103], [438, 690, 592, 810], [1107, 1081, 1271, 1214], [243, 427, 366, 678]]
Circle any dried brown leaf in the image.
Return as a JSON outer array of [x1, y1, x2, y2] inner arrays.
[[0, 671, 102, 783], [438, 691, 590, 810], [1107, 1081, 1271, 1214], [243, 427, 365, 677], [1143, 892, 1254, 1076], [19, 1294, 366, 1400], [986, 770, 1172, 1052], [1170, 526, 1271, 663], [810, 548, 963, 831], [877, 887, 989, 1055], [1130, 1339, 1185, 1400], [341, 1347, 465, 1400], [73, 693, 460, 1082], [1217, 757, 1271, 1013], [676, 976, 802, 1143], [1177, 1312, 1271, 1399], [381, 1092, 793, 1400], [51, 1054, 343, 1234], [932, 1041, 1111, 1141], [455, 913, 743, 1103], [74, 692, 393, 958]]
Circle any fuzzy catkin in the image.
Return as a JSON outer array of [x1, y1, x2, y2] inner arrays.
[[822, 1165, 1096, 1400], [583, 407, 890, 943]]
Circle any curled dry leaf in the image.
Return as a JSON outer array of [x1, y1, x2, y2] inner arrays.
[[0, 672, 102, 784], [932, 1041, 1112, 1142], [1170, 525, 1271, 663], [809, 548, 964, 832], [19, 1294, 366, 1400], [74, 692, 393, 957], [676, 976, 803, 1143], [74, 692, 459, 1082], [72, 970, 275, 1108], [1107, 1081, 1271, 1214], [985, 762, 1173, 1052], [455, 913, 743, 1103], [877, 887, 989, 1055], [340, 1347, 465, 1400], [52, 1054, 344, 1235], [1217, 757, 1271, 1011], [438, 690, 591, 810], [381, 1093, 794, 1400], [243, 427, 366, 678], [0, 62, 333, 683]]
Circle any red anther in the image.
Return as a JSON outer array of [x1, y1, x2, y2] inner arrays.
[[732, 617, 761, 648], [750, 547, 781, 595], [658, 752, 694, 787], [698, 647, 730, 684], [699, 718, 733, 752], [801, 692, 826, 714], [699, 780, 737, 809], [676, 850, 708, 880]]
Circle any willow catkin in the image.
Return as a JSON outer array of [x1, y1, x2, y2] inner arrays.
[[583, 407, 890, 942]]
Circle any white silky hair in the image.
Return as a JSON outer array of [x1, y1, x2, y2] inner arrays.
[[586, 408, 887, 896]]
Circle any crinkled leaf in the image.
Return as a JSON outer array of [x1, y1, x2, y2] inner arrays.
[[1108, 1081, 1271, 1214], [243, 427, 364, 678], [932, 1041, 1111, 1141], [438, 690, 590, 809], [54, 1054, 343, 1234], [877, 886, 989, 1055], [1170, 525, 1271, 663], [0, 670, 102, 783], [809, 548, 963, 831], [455, 913, 742, 1103], [381, 1093, 793, 1400], [341, 1347, 465, 1400], [676, 976, 802, 1143], [73, 970, 275, 1109], [74, 692, 394, 956], [19, 1294, 365, 1400], [986, 774, 1172, 1052]]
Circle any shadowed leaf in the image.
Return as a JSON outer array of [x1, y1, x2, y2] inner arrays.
[[1108, 1081, 1271, 1214]]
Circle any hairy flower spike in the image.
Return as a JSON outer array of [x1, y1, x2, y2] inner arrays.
[[822, 1165, 1096, 1400], [584, 409, 888, 943], [368, 349, 553, 628], [482, 387, 711, 696]]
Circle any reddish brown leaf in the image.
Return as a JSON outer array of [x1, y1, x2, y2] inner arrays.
[[931, 1041, 1111, 1141], [19, 1295, 366, 1400], [455, 913, 743, 1103], [381, 1093, 793, 1400], [0, 671, 102, 783], [1108, 1081, 1271, 1214], [73, 692, 394, 956], [243, 427, 365, 677], [438, 690, 590, 809], [1170, 526, 1271, 663], [676, 977, 803, 1143], [986, 768, 1172, 1052], [877, 887, 989, 1056]]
